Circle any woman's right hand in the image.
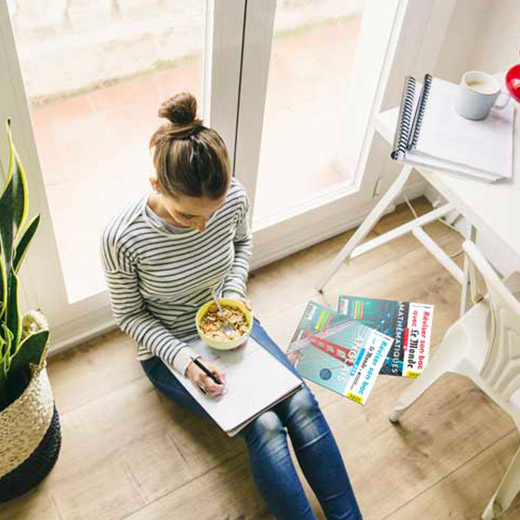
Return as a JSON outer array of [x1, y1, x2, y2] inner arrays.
[[185, 357, 227, 398]]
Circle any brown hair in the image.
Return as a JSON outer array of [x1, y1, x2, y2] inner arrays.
[[150, 92, 230, 199]]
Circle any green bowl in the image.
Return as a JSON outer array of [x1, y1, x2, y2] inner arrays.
[[196, 298, 253, 350]]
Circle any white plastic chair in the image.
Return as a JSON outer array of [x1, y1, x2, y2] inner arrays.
[[389, 240, 520, 519]]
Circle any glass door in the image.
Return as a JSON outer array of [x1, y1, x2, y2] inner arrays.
[[252, 2, 366, 224], [233, 0, 406, 268], [0, 0, 245, 347], [11, 0, 207, 303]]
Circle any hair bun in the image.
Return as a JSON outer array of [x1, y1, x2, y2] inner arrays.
[[158, 92, 197, 125]]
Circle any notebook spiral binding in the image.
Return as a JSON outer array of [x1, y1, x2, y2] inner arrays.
[[391, 74, 433, 160], [410, 73, 432, 149], [391, 76, 416, 160]]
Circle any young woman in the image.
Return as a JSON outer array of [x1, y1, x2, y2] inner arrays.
[[100, 92, 362, 520]]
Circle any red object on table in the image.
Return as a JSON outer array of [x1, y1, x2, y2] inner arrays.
[[506, 63, 520, 102]]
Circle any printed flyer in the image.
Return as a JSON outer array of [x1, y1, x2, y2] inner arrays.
[[287, 301, 393, 405], [338, 295, 434, 378]]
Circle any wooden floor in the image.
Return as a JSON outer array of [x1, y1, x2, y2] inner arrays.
[[2, 198, 519, 520]]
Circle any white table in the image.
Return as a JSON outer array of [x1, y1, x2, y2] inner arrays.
[[317, 105, 520, 315]]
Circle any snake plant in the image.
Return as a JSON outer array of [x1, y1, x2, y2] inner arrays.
[[0, 118, 49, 410]]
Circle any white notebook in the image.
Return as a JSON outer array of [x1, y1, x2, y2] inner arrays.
[[392, 74, 514, 182], [168, 337, 303, 436]]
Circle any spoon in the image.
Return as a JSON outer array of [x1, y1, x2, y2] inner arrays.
[[210, 288, 235, 339]]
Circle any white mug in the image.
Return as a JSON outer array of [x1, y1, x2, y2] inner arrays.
[[454, 71, 510, 120]]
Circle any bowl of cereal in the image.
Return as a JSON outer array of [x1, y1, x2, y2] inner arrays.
[[196, 298, 253, 350]]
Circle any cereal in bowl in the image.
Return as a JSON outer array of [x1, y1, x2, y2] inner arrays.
[[201, 304, 249, 341]]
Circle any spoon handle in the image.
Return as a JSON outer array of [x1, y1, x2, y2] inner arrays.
[[210, 287, 225, 315]]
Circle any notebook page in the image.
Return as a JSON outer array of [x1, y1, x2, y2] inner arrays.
[[168, 337, 303, 436], [415, 77, 513, 178], [404, 151, 497, 183]]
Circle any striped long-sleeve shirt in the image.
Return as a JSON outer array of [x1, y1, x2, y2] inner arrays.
[[100, 178, 252, 375]]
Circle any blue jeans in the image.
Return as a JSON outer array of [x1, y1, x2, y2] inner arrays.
[[141, 318, 362, 520]]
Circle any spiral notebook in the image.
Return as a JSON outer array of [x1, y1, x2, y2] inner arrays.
[[391, 74, 514, 183], [169, 337, 303, 437]]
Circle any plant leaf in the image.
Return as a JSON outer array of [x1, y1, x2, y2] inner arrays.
[[0, 233, 5, 321], [1, 323, 13, 373], [0, 334, 6, 371], [0, 170, 14, 274], [0, 119, 29, 274], [6, 119, 29, 239], [5, 269, 21, 353], [0, 347, 8, 409], [13, 214, 40, 273], [9, 329, 50, 374]]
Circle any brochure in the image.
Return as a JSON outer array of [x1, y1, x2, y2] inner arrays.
[[287, 301, 393, 405], [338, 295, 434, 378]]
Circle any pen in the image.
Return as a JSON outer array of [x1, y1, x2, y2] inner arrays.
[[191, 356, 223, 385]]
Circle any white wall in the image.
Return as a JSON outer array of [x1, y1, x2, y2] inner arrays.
[[434, 0, 519, 82], [360, 0, 458, 209], [433, 0, 489, 82], [363, 0, 519, 276], [430, 0, 520, 276], [465, 0, 520, 75]]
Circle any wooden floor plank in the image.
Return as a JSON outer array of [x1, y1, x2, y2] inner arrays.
[[0, 487, 62, 520], [122, 453, 268, 520], [383, 431, 520, 520], [325, 374, 515, 519], [48, 330, 142, 414], [46, 376, 245, 509], [48, 457, 146, 520]]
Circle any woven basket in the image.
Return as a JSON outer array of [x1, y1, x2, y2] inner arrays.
[[0, 364, 61, 502]]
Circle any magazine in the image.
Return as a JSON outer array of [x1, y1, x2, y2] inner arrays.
[[287, 301, 393, 405], [338, 295, 434, 378]]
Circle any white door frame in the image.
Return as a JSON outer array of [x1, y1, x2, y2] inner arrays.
[[0, 0, 67, 322]]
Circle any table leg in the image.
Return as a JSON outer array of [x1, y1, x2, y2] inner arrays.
[[460, 224, 477, 317], [316, 164, 413, 292]]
